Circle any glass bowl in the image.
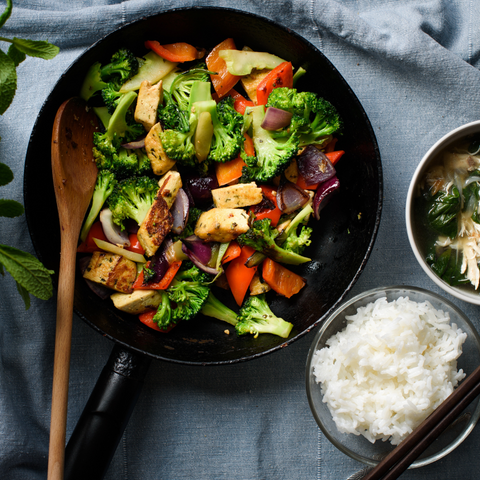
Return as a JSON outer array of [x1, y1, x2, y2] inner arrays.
[[305, 286, 480, 468], [406, 120, 480, 305]]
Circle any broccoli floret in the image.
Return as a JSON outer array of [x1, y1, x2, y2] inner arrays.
[[246, 105, 300, 183], [278, 203, 314, 255], [153, 291, 174, 331], [80, 49, 139, 102], [169, 65, 212, 111], [208, 96, 243, 163], [159, 119, 197, 165], [80, 170, 117, 242], [236, 294, 293, 338], [99, 48, 139, 86], [107, 175, 159, 228], [136, 149, 152, 176], [200, 291, 238, 326], [167, 264, 211, 322], [237, 217, 311, 265], [80, 62, 108, 101], [158, 91, 190, 132], [282, 225, 312, 255], [101, 82, 125, 114], [266, 87, 342, 147], [93, 91, 144, 167]]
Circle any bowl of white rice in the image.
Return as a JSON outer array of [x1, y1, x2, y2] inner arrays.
[[306, 285, 480, 468]]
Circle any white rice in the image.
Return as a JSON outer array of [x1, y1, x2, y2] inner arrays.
[[311, 296, 467, 445]]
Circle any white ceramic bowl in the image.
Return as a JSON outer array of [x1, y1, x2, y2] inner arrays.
[[406, 120, 480, 305], [305, 286, 480, 468]]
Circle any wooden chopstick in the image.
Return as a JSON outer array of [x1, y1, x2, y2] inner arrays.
[[362, 364, 480, 480]]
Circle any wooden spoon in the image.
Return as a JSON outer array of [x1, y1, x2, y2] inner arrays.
[[48, 97, 99, 480]]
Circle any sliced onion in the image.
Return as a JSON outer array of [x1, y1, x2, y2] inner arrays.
[[78, 255, 112, 299], [171, 188, 190, 235], [165, 239, 189, 263], [313, 176, 340, 220], [121, 137, 146, 149], [93, 238, 146, 263], [261, 107, 293, 131], [99, 208, 131, 247], [276, 179, 310, 214], [464, 176, 480, 187], [181, 237, 219, 275], [184, 174, 219, 205], [297, 145, 336, 186]]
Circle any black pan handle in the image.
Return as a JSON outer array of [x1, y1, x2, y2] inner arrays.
[[64, 343, 152, 480]]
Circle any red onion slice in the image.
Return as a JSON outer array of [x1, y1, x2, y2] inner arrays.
[[121, 137, 146, 149], [261, 107, 293, 131], [276, 179, 310, 214], [297, 145, 336, 186], [99, 208, 131, 247], [181, 238, 219, 275], [171, 188, 190, 235], [313, 176, 340, 220]]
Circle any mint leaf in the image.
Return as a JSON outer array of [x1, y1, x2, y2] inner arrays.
[[10, 37, 59, 60], [16, 281, 31, 309], [0, 48, 17, 115], [8, 44, 26, 66], [0, 0, 12, 29], [0, 162, 14, 186], [0, 199, 24, 217], [0, 244, 54, 300]]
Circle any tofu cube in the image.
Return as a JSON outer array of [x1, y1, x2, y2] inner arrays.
[[137, 195, 173, 257], [110, 289, 163, 315], [194, 208, 250, 243], [134, 80, 163, 131], [158, 170, 182, 209], [212, 182, 263, 209], [145, 122, 176, 176], [240, 68, 271, 104], [83, 252, 137, 294]]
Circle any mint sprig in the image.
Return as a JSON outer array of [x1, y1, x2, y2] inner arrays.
[[0, 0, 58, 308]]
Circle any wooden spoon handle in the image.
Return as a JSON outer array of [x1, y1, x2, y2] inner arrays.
[[48, 230, 78, 480]]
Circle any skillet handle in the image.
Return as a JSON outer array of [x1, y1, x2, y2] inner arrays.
[[64, 344, 152, 480]]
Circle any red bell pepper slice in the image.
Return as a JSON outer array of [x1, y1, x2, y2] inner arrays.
[[256, 61, 293, 105], [228, 88, 254, 115], [133, 261, 182, 290], [145, 40, 201, 63], [126, 233, 145, 255], [225, 246, 257, 306], [77, 221, 107, 253], [138, 310, 177, 332], [250, 185, 282, 226]]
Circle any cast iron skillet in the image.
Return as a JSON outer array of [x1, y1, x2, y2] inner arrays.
[[24, 7, 382, 479]]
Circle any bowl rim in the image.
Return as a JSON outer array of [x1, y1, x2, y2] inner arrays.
[[305, 285, 480, 468], [406, 120, 480, 305]]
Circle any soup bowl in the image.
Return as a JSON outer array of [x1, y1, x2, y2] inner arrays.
[[406, 120, 480, 305]]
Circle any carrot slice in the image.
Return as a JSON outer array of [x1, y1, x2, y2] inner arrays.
[[225, 246, 257, 305], [262, 258, 305, 298], [256, 61, 293, 105], [243, 132, 255, 157], [221, 241, 242, 264], [215, 155, 247, 186], [206, 38, 241, 99], [325, 150, 345, 165], [145, 40, 200, 63]]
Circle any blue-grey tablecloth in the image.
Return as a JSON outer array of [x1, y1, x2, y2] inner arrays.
[[1, 0, 480, 479]]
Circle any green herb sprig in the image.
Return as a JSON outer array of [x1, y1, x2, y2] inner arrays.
[[0, 0, 59, 309]]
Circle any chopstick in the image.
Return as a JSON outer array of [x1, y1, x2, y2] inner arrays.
[[362, 364, 480, 480]]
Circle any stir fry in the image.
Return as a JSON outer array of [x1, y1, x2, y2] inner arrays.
[[77, 38, 344, 338]]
